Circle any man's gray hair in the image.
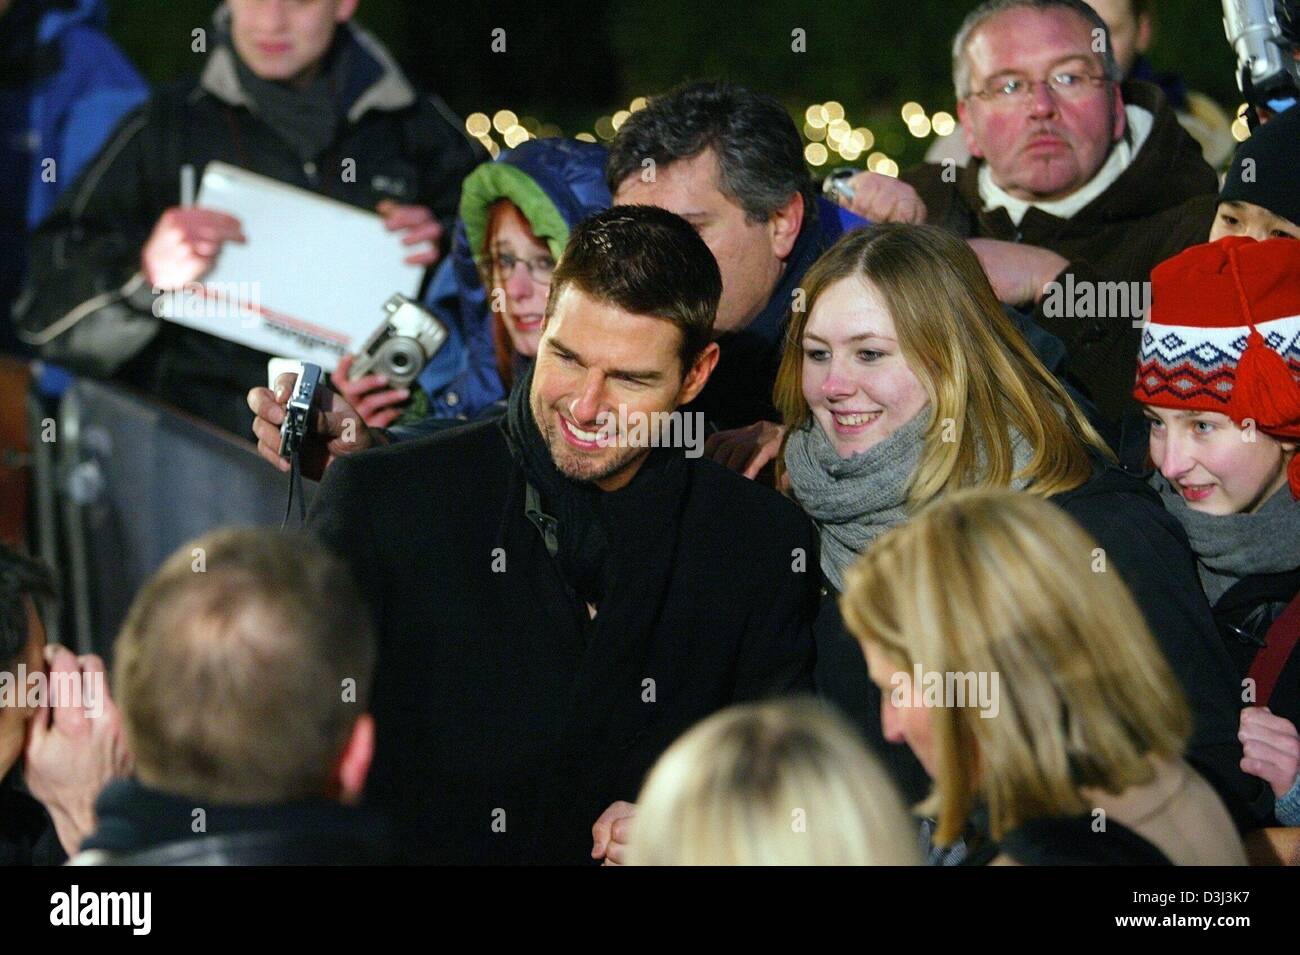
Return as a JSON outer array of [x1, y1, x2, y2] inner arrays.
[[952, 0, 1124, 99]]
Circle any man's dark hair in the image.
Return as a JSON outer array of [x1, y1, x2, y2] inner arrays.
[[605, 80, 816, 226], [0, 544, 55, 669], [547, 205, 722, 372]]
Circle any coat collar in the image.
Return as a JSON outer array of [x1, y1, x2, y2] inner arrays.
[[954, 80, 1213, 232], [200, 5, 415, 124]]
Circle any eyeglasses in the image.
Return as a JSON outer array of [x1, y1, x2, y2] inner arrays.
[[487, 250, 556, 283], [968, 72, 1111, 105]]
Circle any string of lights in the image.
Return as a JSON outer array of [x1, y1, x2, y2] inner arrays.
[[463, 94, 1254, 172]]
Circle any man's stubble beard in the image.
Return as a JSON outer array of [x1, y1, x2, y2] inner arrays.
[[530, 393, 648, 485]]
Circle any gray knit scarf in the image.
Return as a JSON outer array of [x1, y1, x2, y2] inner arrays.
[[1152, 476, 1300, 604], [784, 411, 1032, 590]]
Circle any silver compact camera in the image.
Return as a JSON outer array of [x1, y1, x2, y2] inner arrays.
[[347, 293, 448, 388], [279, 362, 323, 459], [822, 166, 858, 205]]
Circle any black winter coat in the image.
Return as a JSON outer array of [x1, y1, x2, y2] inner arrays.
[[1214, 569, 1300, 730], [814, 465, 1270, 828], [308, 418, 820, 864], [14, 24, 482, 437]]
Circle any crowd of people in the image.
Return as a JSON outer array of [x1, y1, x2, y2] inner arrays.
[[2, 0, 1299, 866]]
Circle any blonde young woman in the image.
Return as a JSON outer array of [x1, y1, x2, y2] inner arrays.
[[840, 489, 1246, 865], [773, 224, 1262, 829], [627, 699, 920, 866]]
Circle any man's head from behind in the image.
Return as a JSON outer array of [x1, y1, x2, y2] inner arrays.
[[113, 528, 376, 806], [954, 0, 1126, 202], [608, 81, 811, 334], [530, 205, 722, 491], [228, 0, 359, 87], [0, 546, 53, 778]]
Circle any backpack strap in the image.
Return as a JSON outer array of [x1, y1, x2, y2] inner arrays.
[[1247, 593, 1300, 706]]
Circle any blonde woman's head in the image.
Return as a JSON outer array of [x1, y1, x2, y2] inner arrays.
[[840, 488, 1191, 845], [629, 699, 920, 865], [774, 223, 1110, 503]]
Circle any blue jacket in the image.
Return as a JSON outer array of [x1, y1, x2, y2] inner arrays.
[[0, 0, 147, 228], [0, 0, 146, 350], [412, 138, 611, 421]]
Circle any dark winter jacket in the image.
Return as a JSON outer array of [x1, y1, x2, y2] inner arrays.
[[0, 766, 64, 866], [904, 81, 1218, 424], [1214, 573, 1300, 731], [308, 416, 819, 863], [75, 778, 393, 865], [814, 464, 1270, 829], [0, 0, 147, 349], [14, 13, 482, 436]]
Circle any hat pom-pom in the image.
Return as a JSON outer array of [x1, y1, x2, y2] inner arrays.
[[1234, 330, 1300, 432]]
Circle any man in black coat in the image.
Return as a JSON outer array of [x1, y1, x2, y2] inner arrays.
[[14, 0, 483, 437], [268, 207, 820, 864]]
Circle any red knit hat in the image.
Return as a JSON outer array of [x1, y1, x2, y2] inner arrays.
[[1134, 236, 1300, 498]]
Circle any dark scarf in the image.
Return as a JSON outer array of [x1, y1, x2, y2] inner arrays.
[[1152, 477, 1300, 605], [232, 34, 352, 163], [502, 365, 688, 607]]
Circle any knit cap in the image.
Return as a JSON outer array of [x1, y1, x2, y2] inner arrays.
[[1134, 236, 1300, 497], [1219, 107, 1300, 229]]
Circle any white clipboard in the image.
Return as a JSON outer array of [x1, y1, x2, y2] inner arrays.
[[156, 161, 425, 368]]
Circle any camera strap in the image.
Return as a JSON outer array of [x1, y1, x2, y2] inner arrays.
[[280, 449, 308, 530]]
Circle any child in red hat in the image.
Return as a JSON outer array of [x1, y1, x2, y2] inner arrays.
[[1135, 234, 1300, 825]]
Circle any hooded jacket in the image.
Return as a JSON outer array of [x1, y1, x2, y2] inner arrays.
[[904, 81, 1218, 424], [0, 0, 146, 348], [14, 7, 482, 437], [409, 138, 611, 423]]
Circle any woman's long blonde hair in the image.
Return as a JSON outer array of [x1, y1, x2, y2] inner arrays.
[[628, 699, 921, 865], [840, 488, 1192, 846], [774, 223, 1112, 503]]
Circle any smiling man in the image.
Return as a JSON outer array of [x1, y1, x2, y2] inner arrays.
[[840, 0, 1218, 424], [298, 206, 819, 864]]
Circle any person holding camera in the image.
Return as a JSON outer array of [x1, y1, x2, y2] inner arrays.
[[15, 0, 482, 437], [331, 137, 611, 432], [257, 207, 819, 864]]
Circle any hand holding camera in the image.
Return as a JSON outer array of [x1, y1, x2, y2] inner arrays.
[[330, 294, 446, 428], [248, 367, 381, 481]]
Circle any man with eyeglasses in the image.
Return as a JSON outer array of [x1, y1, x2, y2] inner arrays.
[[838, 0, 1218, 424]]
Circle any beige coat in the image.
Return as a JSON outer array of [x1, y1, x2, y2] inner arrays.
[[1081, 756, 1247, 866]]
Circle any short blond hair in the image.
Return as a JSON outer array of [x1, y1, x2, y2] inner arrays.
[[113, 528, 375, 805], [628, 699, 921, 865], [840, 489, 1191, 845]]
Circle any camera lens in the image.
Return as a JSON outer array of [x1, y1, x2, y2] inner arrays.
[[375, 337, 426, 388]]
